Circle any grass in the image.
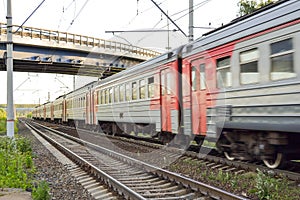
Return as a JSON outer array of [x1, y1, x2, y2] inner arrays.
[[0, 119, 6, 135], [0, 136, 34, 189], [32, 181, 51, 200], [202, 140, 216, 148], [168, 158, 300, 199], [0, 118, 19, 135], [0, 135, 51, 200]]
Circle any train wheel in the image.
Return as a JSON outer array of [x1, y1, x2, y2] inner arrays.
[[224, 151, 235, 161], [263, 152, 284, 169]]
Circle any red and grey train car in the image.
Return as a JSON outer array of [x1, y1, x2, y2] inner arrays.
[[182, 0, 300, 168], [33, 0, 300, 168]]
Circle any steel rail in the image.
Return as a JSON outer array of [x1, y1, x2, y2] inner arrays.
[[25, 121, 146, 200], [30, 120, 248, 200]]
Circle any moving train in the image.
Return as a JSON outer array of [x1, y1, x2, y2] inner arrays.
[[33, 0, 300, 169]]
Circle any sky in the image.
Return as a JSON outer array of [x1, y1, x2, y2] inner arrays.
[[0, 0, 241, 104]]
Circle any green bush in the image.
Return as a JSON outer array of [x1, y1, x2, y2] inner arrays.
[[0, 119, 6, 134], [0, 136, 34, 189], [0, 119, 19, 134], [26, 112, 32, 119], [250, 169, 296, 200], [32, 181, 51, 200], [0, 108, 6, 119]]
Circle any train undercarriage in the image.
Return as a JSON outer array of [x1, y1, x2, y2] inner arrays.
[[216, 129, 300, 169], [60, 119, 205, 148]]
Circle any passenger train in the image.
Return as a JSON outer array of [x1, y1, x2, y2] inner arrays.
[[33, 0, 300, 169]]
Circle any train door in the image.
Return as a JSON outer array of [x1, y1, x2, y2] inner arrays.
[[43, 105, 46, 120], [86, 90, 94, 125], [190, 59, 207, 145], [93, 90, 97, 125], [86, 93, 90, 124], [160, 68, 172, 136], [50, 103, 54, 121], [90, 90, 95, 125], [62, 99, 67, 123]]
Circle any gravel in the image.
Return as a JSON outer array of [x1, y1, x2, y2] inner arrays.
[[18, 122, 94, 200]]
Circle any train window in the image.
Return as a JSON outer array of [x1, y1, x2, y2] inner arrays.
[[161, 72, 166, 96], [148, 77, 154, 98], [101, 90, 105, 104], [216, 56, 232, 88], [139, 79, 145, 99], [200, 64, 206, 90], [126, 83, 131, 101], [132, 82, 138, 100], [114, 86, 119, 103], [109, 88, 113, 103], [97, 91, 101, 105], [240, 48, 259, 84], [105, 89, 109, 104], [270, 38, 296, 80], [120, 84, 125, 102], [167, 72, 172, 95], [192, 66, 197, 91]]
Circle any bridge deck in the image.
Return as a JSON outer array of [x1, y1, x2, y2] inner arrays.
[[0, 23, 160, 78]]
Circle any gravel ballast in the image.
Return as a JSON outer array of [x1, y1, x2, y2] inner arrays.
[[19, 122, 94, 200]]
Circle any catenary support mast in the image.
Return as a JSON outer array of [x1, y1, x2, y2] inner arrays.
[[6, 0, 14, 137], [189, 0, 194, 42]]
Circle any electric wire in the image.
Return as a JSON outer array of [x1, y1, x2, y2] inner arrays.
[[67, 0, 89, 30], [132, 0, 212, 49], [124, 0, 167, 28], [58, 0, 76, 30], [156, 0, 212, 32], [170, 0, 211, 18], [14, 0, 47, 33], [173, 0, 212, 22]]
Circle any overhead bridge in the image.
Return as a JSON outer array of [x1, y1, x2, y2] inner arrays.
[[0, 23, 160, 78]]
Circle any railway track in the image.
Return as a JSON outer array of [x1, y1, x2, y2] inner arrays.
[[23, 119, 247, 200], [33, 120, 300, 182]]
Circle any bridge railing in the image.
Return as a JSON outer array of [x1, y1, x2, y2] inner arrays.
[[0, 23, 161, 58]]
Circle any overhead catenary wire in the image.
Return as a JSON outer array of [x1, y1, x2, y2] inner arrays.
[[150, 0, 187, 37], [124, 0, 167, 28], [156, 0, 212, 33], [14, 0, 47, 33], [132, 0, 213, 49], [67, 0, 90, 30], [58, 0, 76, 30], [170, 0, 211, 18], [173, 0, 212, 23]]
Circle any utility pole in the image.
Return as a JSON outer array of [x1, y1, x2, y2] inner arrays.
[[6, 0, 14, 137], [189, 0, 194, 42]]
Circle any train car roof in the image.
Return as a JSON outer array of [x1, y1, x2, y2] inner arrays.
[[97, 47, 180, 86], [202, 0, 289, 37], [92, 0, 299, 87], [186, 0, 299, 55], [65, 81, 98, 97]]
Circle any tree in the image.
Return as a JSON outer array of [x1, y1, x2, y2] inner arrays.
[[238, 0, 276, 16], [0, 109, 6, 119]]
